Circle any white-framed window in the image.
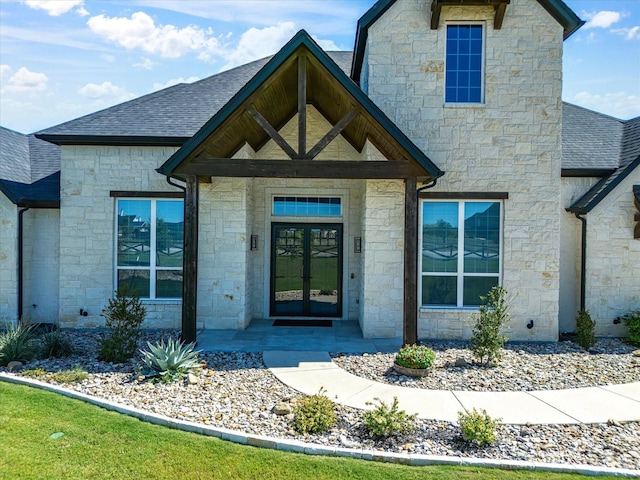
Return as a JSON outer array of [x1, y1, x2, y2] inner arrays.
[[445, 23, 484, 104], [115, 198, 184, 299], [420, 200, 502, 307]]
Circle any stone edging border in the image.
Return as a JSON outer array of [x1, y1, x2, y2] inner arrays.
[[1, 373, 638, 478]]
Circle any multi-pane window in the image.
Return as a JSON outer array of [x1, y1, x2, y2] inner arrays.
[[445, 24, 483, 103], [273, 197, 341, 216], [421, 201, 501, 307], [115, 199, 184, 299]]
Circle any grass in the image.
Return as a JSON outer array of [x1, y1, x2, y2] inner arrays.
[[0, 382, 598, 480]]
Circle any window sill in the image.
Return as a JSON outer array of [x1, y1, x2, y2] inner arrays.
[[444, 103, 485, 108], [140, 299, 182, 305], [420, 306, 480, 313]]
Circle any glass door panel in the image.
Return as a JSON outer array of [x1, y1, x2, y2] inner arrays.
[[271, 224, 342, 317]]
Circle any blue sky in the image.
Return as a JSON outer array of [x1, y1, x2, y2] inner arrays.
[[1, 0, 638, 134]]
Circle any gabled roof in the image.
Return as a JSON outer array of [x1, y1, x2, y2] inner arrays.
[[158, 30, 443, 180], [351, 0, 583, 83], [0, 127, 60, 207], [568, 115, 640, 214], [36, 53, 353, 146]]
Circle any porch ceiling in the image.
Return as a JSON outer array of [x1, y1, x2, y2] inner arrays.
[[158, 30, 443, 181]]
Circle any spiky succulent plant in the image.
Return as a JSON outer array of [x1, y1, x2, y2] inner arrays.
[[140, 338, 201, 382]]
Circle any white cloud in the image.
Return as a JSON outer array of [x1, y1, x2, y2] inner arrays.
[[152, 76, 200, 91], [219, 22, 297, 69], [583, 11, 622, 29], [1, 67, 48, 93], [133, 58, 155, 70], [0, 65, 11, 80], [25, 0, 85, 17], [77, 81, 131, 100], [612, 26, 640, 40], [100, 54, 116, 63], [87, 11, 223, 59], [571, 91, 640, 120]]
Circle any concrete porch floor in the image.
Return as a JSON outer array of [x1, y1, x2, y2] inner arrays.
[[196, 319, 403, 353]]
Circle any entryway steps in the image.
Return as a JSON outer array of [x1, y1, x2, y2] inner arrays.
[[262, 351, 640, 425]]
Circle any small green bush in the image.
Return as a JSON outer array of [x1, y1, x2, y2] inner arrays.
[[50, 365, 88, 384], [21, 367, 47, 378], [0, 323, 38, 366], [576, 309, 596, 351], [623, 310, 640, 346], [98, 288, 146, 363], [362, 397, 417, 438], [458, 408, 501, 447], [292, 388, 336, 434], [395, 344, 436, 370], [39, 331, 73, 358], [140, 337, 201, 382], [469, 286, 509, 366]]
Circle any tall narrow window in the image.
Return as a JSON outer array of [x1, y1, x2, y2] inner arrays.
[[445, 24, 483, 103], [116, 198, 184, 299], [421, 200, 501, 307]]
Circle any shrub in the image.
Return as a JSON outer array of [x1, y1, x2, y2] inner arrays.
[[458, 408, 501, 447], [623, 310, 640, 346], [292, 388, 336, 434], [362, 397, 417, 438], [39, 331, 73, 358], [98, 288, 146, 363], [21, 367, 47, 378], [0, 323, 38, 366], [576, 309, 596, 351], [50, 366, 88, 384], [140, 337, 201, 382], [469, 286, 509, 366], [395, 344, 436, 370]]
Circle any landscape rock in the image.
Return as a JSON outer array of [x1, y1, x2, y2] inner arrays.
[[274, 402, 292, 415], [7, 361, 23, 372]]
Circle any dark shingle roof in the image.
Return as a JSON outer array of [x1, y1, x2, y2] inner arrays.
[[0, 126, 60, 206], [568, 114, 640, 213], [37, 52, 354, 143]]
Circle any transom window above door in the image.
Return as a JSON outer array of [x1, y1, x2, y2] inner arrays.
[[273, 197, 341, 216]]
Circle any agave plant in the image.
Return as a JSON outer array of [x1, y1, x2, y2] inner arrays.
[[140, 337, 201, 382]]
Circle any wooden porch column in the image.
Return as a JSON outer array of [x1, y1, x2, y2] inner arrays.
[[403, 176, 418, 346], [182, 175, 199, 343]]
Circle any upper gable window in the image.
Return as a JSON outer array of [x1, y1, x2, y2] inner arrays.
[[445, 24, 484, 104]]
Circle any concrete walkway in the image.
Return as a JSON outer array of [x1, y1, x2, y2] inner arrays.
[[262, 351, 640, 425]]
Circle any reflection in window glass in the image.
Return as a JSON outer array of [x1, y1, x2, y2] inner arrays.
[[273, 197, 341, 216], [156, 201, 184, 268], [117, 200, 151, 267], [422, 202, 458, 273]]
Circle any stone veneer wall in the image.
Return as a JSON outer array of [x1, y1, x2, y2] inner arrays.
[[0, 193, 18, 324], [58, 146, 182, 328], [558, 177, 599, 333], [584, 169, 640, 336], [364, 0, 564, 341]]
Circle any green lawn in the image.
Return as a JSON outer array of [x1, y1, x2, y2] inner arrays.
[[0, 382, 599, 480]]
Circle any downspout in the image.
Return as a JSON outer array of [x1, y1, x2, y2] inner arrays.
[[574, 213, 586, 311], [18, 206, 29, 325]]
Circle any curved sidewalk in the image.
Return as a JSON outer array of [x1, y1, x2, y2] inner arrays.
[[263, 351, 640, 425]]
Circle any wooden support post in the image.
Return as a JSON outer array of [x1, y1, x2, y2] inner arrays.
[[403, 176, 418, 346], [298, 55, 307, 157], [182, 175, 199, 344]]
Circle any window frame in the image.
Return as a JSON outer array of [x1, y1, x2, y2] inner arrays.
[[419, 199, 503, 308], [114, 197, 184, 301], [444, 22, 485, 105]]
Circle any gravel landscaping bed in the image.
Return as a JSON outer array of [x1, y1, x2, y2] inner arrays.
[[2, 330, 639, 471]]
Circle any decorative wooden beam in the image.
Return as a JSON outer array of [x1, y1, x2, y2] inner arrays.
[[430, 0, 510, 30], [179, 158, 423, 179], [246, 103, 298, 159], [305, 108, 360, 160], [298, 55, 307, 157], [403, 176, 418, 346], [182, 175, 199, 344]]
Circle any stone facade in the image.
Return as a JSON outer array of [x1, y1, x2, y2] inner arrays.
[[0, 193, 17, 324], [58, 145, 182, 328], [363, 0, 564, 341], [584, 170, 640, 336]]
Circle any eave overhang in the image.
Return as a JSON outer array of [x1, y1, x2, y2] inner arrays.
[[351, 0, 584, 84], [34, 135, 189, 147], [158, 30, 443, 181], [0, 171, 61, 208]]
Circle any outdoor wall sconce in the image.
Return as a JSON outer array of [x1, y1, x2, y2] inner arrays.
[[354, 237, 362, 253], [250, 235, 258, 251], [526, 320, 534, 329], [79, 308, 88, 317]]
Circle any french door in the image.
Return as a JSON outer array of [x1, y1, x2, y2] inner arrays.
[[270, 224, 342, 317]]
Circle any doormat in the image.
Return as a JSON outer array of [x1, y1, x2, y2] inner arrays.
[[272, 320, 333, 327]]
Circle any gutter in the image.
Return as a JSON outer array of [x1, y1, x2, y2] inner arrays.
[[18, 207, 29, 324], [574, 213, 587, 311]]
